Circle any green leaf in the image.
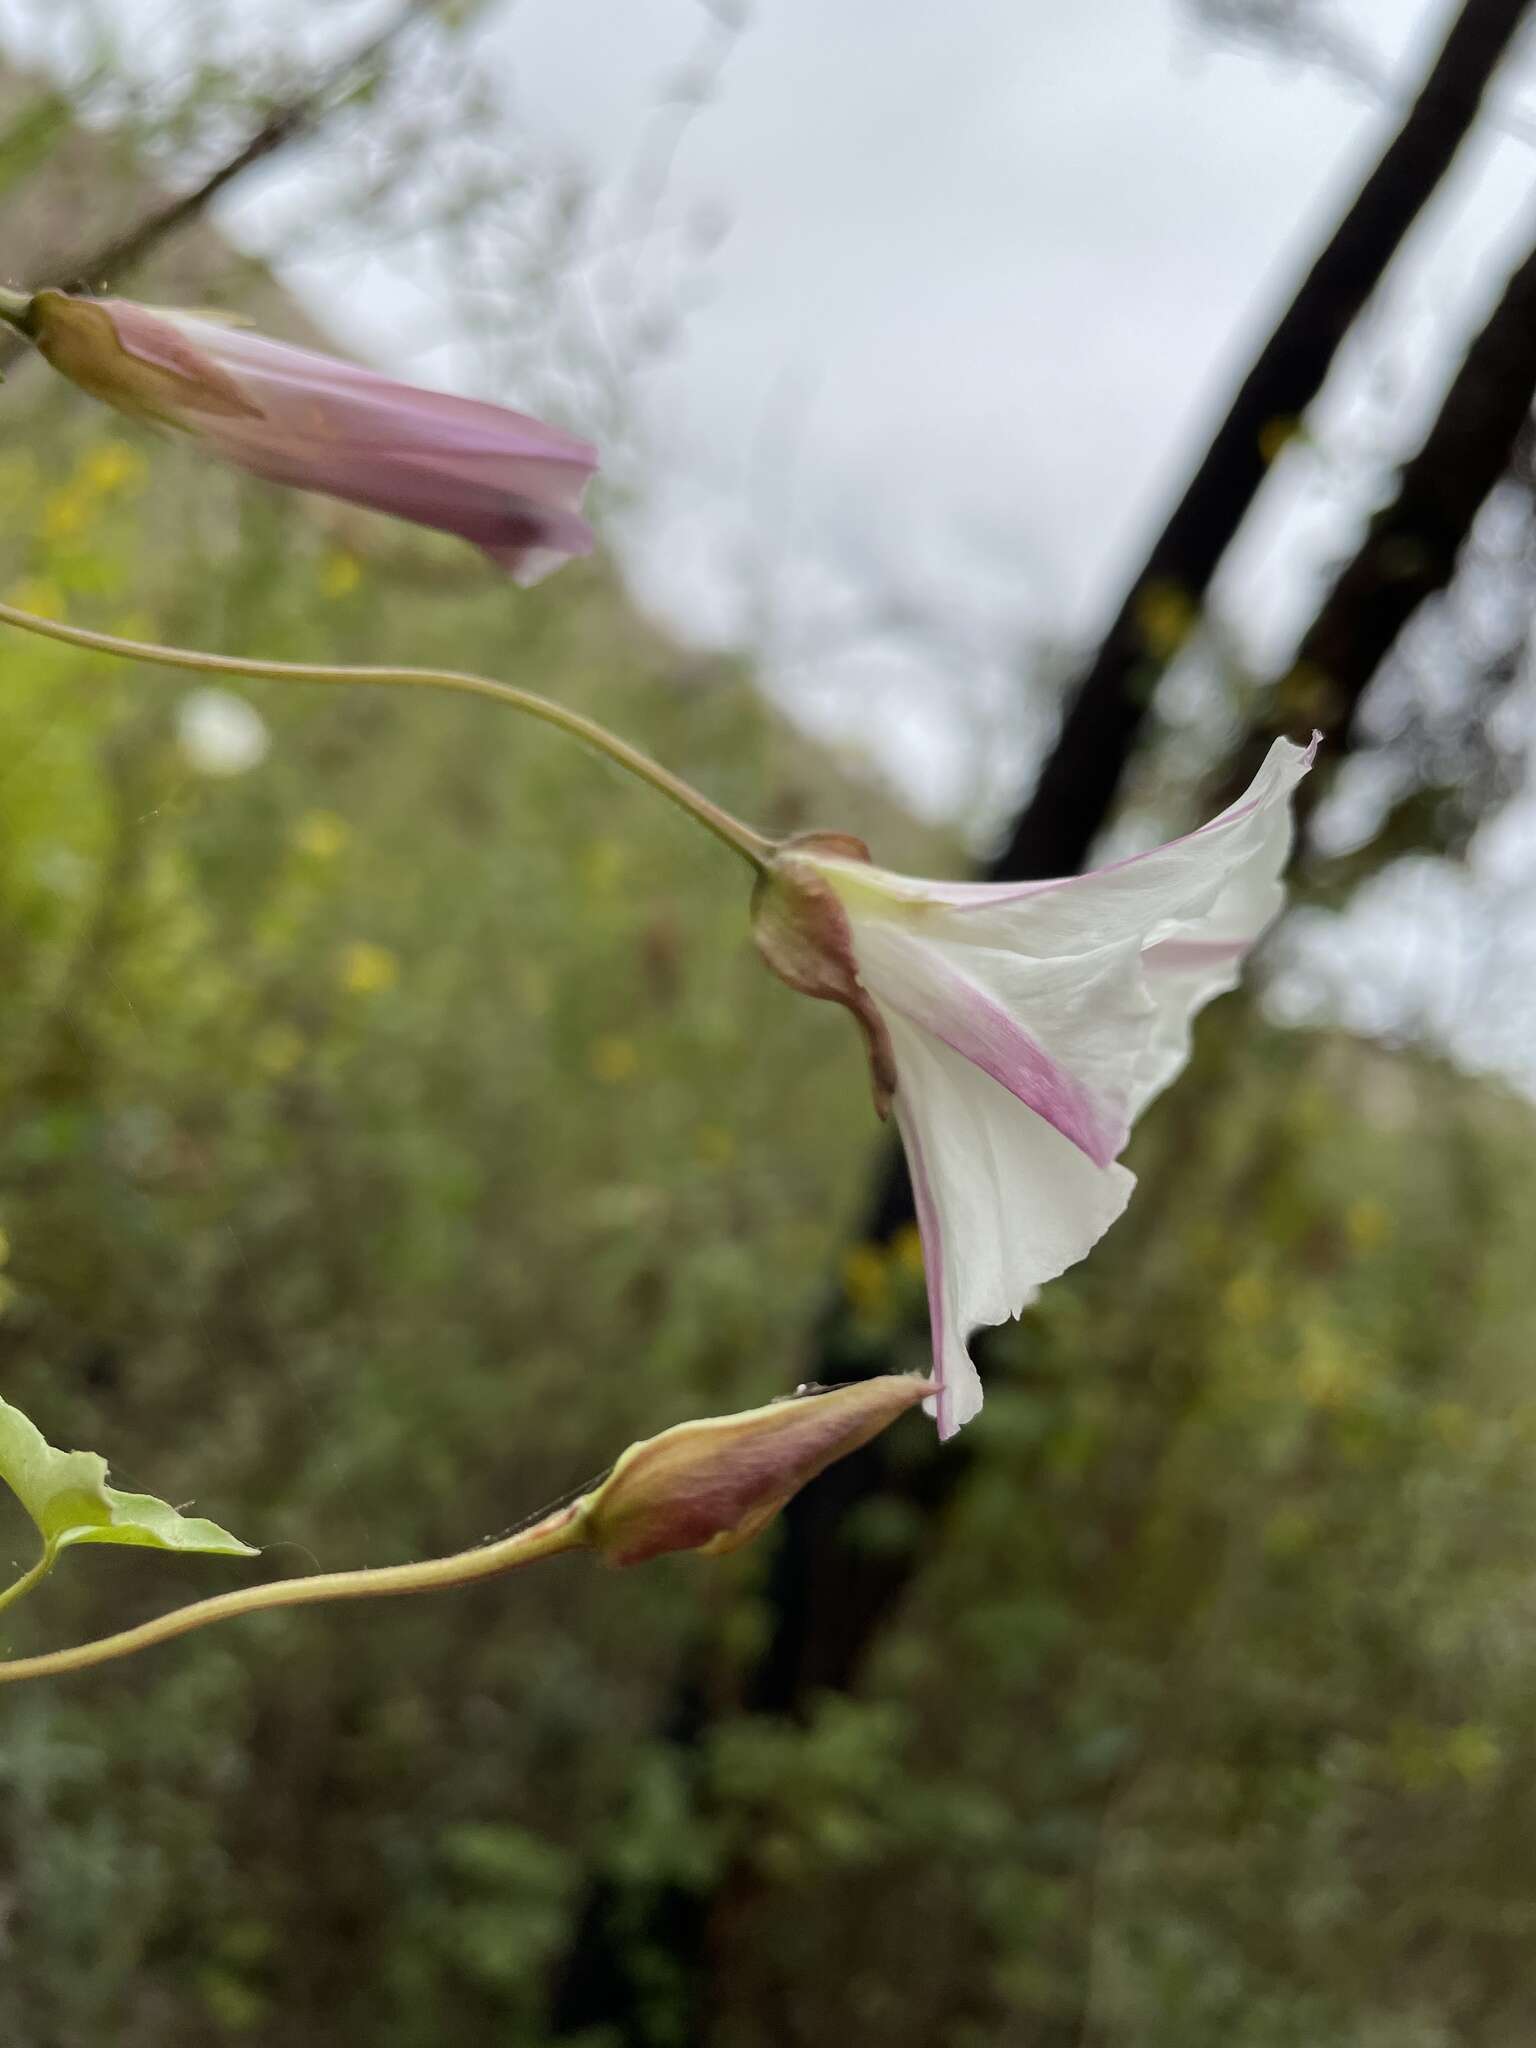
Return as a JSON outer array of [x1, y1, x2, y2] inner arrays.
[[0, 1395, 257, 1559]]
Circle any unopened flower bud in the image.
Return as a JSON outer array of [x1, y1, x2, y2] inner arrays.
[[581, 1375, 930, 1567], [7, 291, 597, 584]]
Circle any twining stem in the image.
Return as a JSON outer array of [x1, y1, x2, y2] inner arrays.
[[0, 602, 775, 873], [0, 1548, 56, 1620], [0, 1502, 588, 1686]]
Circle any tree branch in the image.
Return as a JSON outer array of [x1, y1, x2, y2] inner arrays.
[[1220, 218, 1536, 821], [0, 0, 428, 371]]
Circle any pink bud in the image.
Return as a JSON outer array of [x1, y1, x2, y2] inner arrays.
[[22, 291, 597, 586], [581, 1376, 931, 1567]]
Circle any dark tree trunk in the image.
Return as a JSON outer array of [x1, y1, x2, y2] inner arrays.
[[1221, 221, 1536, 813]]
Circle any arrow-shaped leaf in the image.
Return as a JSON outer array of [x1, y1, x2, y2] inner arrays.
[[0, 1394, 256, 1561]]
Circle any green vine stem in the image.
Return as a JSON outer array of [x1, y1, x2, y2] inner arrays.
[[0, 1502, 588, 1686], [0, 600, 775, 873], [0, 1550, 57, 1620]]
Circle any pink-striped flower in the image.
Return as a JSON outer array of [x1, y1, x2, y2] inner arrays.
[[754, 737, 1317, 1439], [19, 291, 597, 584]]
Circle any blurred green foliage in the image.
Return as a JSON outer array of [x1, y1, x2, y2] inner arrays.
[[2, 110, 1536, 2048]]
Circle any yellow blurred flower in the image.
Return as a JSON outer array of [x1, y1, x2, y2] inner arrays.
[[1276, 660, 1341, 728], [1257, 415, 1302, 465], [1223, 1269, 1271, 1327], [80, 440, 145, 495], [841, 1243, 889, 1318], [340, 941, 400, 995], [254, 1023, 306, 1076], [295, 811, 349, 861], [5, 577, 66, 620], [1445, 1724, 1502, 1786], [581, 839, 624, 896], [1133, 579, 1196, 660], [1297, 1333, 1362, 1409], [1387, 1719, 1502, 1792], [589, 1035, 638, 1084], [41, 488, 90, 542], [890, 1223, 925, 1279], [1428, 1400, 1472, 1450], [1345, 1197, 1391, 1253], [1262, 1504, 1317, 1558], [320, 551, 362, 598], [696, 1124, 735, 1165]]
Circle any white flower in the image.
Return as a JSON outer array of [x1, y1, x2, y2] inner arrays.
[[177, 687, 270, 777], [753, 736, 1317, 1438]]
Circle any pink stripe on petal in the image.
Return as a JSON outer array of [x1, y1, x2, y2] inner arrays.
[[896, 1102, 956, 1440], [878, 950, 1125, 1169]]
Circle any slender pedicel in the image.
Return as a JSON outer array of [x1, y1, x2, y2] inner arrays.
[[0, 1552, 55, 1620], [0, 602, 774, 871], [0, 1504, 587, 1685]]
